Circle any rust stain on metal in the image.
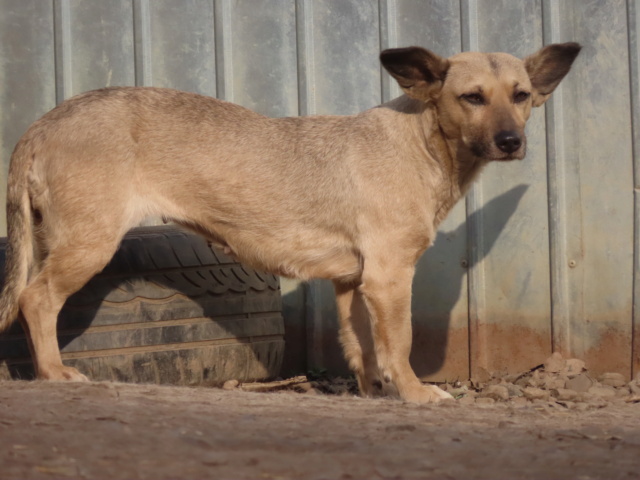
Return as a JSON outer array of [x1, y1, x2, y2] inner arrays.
[[303, 314, 635, 382], [581, 328, 632, 379], [471, 322, 551, 378], [412, 324, 469, 382], [634, 326, 640, 379]]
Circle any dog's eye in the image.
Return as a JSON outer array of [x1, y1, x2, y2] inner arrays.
[[514, 91, 531, 103], [461, 93, 485, 106]]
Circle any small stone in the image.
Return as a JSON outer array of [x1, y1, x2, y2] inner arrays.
[[542, 375, 567, 390], [502, 374, 520, 384], [222, 379, 239, 390], [625, 394, 640, 403], [506, 383, 523, 397], [629, 380, 640, 395], [514, 374, 532, 387], [574, 402, 590, 411], [547, 399, 567, 409], [544, 352, 566, 373], [565, 358, 586, 377], [587, 385, 616, 398], [478, 385, 510, 402], [510, 396, 529, 408], [585, 396, 609, 408], [295, 382, 315, 393], [599, 372, 627, 388], [527, 379, 540, 388], [457, 395, 476, 405], [475, 397, 495, 405], [526, 371, 542, 388], [608, 396, 626, 405], [615, 386, 631, 397], [565, 373, 593, 393], [473, 367, 492, 384], [551, 388, 578, 401], [523, 387, 549, 401], [448, 387, 469, 398]]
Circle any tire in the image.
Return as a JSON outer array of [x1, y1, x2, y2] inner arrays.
[[0, 226, 284, 385]]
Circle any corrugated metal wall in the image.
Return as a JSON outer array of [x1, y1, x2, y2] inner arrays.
[[0, 0, 638, 380]]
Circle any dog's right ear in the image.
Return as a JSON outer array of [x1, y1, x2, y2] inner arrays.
[[380, 46, 450, 102]]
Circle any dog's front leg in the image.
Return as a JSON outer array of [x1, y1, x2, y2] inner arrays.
[[358, 262, 452, 404]]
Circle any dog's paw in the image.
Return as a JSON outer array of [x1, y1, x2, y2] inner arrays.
[[401, 384, 454, 404], [39, 365, 89, 382]]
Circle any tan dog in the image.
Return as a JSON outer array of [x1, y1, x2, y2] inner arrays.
[[0, 43, 580, 403]]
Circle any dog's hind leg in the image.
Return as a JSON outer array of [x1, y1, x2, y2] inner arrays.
[[334, 281, 394, 397], [18, 238, 121, 381]]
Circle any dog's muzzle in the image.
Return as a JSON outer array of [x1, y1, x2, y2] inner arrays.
[[494, 130, 523, 154]]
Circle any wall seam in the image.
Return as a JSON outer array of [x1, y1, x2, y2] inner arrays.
[[53, 0, 72, 103], [214, 0, 233, 102], [461, 0, 487, 378], [627, 0, 640, 378], [295, 0, 324, 370], [378, 0, 397, 103], [133, 0, 152, 88]]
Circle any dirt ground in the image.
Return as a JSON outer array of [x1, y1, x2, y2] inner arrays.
[[2, 355, 640, 480]]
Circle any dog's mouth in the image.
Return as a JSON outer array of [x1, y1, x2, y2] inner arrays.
[[490, 151, 526, 162]]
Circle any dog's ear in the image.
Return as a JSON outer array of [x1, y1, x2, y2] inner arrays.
[[524, 42, 581, 107], [380, 46, 450, 102]]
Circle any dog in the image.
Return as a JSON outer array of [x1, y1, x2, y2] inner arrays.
[[0, 42, 580, 403]]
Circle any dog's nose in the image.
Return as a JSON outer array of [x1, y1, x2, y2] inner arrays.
[[494, 131, 522, 154]]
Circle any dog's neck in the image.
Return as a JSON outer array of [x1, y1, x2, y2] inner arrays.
[[378, 95, 488, 226], [415, 101, 488, 225]]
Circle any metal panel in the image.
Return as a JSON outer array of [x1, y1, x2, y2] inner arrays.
[[308, 0, 381, 114], [629, 0, 640, 378], [148, 0, 216, 95], [543, 0, 584, 378], [472, 0, 553, 375], [0, 0, 56, 233], [66, 0, 135, 96], [558, 0, 634, 376], [395, 0, 463, 57], [0, 0, 638, 380], [228, 0, 298, 117]]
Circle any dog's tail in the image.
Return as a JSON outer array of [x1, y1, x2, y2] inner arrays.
[[0, 138, 35, 332]]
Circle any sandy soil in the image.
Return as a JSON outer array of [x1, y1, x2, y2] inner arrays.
[[1, 370, 639, 480]]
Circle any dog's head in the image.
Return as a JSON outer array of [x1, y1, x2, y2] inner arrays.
[[380, 43, 581, 161]]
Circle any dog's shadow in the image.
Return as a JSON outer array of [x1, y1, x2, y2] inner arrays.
[[281, 184, 529, 379], [411, 184, 528, 378]]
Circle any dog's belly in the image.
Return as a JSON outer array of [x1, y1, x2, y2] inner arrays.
[[268, 245, 363, 282], [192, 222, 362, 283]]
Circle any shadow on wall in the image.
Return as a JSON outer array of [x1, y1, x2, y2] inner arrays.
[[411, 184, 529, 379], [281, 184, 529, 378]]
